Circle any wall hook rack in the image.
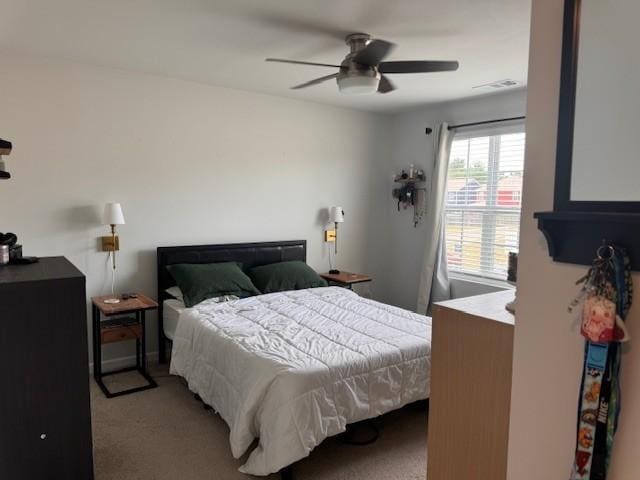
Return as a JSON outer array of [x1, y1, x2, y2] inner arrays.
[[392, 166, 427, 227]]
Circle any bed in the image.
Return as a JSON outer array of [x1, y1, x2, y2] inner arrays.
[[157, 240, 432, 476]]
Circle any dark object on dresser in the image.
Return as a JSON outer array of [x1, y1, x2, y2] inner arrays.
[[0, 257, 94, 479], [0, 231, 38, 264]]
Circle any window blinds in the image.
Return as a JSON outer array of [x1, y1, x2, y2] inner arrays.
[[445, 127, 526, 281]]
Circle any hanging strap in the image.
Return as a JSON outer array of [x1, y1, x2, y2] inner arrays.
[[572, 342, 609, 479], [571, 247, 631, 480], [606, 249, 632, 470]]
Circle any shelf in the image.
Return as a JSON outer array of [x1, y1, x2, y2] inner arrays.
[[534, 211, 640, 270], [394, 177, 426, 184], [100, 317, 141, 344], [0, 138, 12, 155]]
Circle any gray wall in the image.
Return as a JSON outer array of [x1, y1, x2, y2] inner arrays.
[[0, 52, 527, 369], [381, 90, 527, 311], [0, 54, 392, 365]]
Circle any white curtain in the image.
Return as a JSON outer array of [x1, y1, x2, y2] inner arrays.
[[417, 122, 454, 314]]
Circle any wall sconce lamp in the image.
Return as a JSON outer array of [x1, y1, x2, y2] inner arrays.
[[324, 205, 345, 254], [101, 202, 125, 304]]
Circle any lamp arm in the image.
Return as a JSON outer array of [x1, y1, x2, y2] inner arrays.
[[111, 224, 117, 271], [335, 222, 338, 255]]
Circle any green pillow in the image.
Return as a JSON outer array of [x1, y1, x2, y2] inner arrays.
[[248, 261, 328, 294], [167, 262, 260, 307]]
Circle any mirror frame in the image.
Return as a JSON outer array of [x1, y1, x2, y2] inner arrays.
[[555, 0, 640, 211], [535, 0, 640, 270]]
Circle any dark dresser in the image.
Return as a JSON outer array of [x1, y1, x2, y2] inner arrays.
[[0, 257, 94, 479]]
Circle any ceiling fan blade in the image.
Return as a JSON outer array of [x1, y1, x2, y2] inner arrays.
[[266, 58, 341, 68], [252, 13, 350, 40], [291, 73, 339, 90], [353, 39, 395, 67], [379, 61, 459, 74], [378, 75, 395, 94]]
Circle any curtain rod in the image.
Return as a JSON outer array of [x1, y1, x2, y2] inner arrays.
[[425, 116, 526, 135]]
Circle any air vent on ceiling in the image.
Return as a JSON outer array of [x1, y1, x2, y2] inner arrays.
[[472, 79, 522, 90]]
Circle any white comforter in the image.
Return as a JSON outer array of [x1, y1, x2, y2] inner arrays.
[[170, 287, 431, 476]]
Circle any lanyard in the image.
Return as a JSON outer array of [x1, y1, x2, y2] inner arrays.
[[571, 247, 632, 480]]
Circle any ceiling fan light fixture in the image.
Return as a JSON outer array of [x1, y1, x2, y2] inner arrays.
[[267, 32, 459, 96], [337, 75, 379, 95]]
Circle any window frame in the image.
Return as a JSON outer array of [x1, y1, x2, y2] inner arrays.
[[445, 124, 526, 281]]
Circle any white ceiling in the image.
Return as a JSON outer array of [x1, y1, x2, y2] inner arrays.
[[0, 0, 531, 113]]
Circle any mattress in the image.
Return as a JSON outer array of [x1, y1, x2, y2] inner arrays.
[[163, 298, 188, 340], [170, 287, 431, 476]]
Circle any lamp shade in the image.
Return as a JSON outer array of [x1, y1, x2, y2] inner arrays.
[[103, 203, 125, 225], [337, 76, 379, 95], [329, 206, 344, 223]]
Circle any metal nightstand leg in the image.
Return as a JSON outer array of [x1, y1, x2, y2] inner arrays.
[[92, 304, 100, 379], [141, 310, 147, 371], [136, 336, 141, 369]]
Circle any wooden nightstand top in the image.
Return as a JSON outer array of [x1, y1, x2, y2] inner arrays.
[[320, 271, 372, 286], [92, 293, 158, 316]]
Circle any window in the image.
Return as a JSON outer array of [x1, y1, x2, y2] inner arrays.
[[445, 128, 525, 281]]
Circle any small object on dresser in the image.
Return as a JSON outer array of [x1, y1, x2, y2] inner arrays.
[[11, 256, 38, 265], [0, 232, 38, 265], [505, 252, 518, 313], [0, 232, 18, 265], [9, 244, 23, 261], [0, 232, 17, 246], [507, 251, 518, 283]]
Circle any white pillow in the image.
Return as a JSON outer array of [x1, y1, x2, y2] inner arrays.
[[165, 286, 184, 301]]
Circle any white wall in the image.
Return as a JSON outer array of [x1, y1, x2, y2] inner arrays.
[[0, 54, 391, 362], [508, 1, 640, 478], [382, 90, 527, 311]]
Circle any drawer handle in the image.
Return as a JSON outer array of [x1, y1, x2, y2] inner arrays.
[[40, 434, 47, 440]]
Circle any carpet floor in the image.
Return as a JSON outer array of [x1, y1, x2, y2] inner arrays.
[[91, 366, 428, 480]]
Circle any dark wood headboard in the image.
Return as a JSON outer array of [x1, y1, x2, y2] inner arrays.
[[156, 240, 307, 363]]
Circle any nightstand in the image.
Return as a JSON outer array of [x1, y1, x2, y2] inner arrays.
[[320, 271, 372, 290], [92, 293, 158, 398]]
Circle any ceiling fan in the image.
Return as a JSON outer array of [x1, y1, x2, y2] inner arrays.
[[266, 33, 459, 95]]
